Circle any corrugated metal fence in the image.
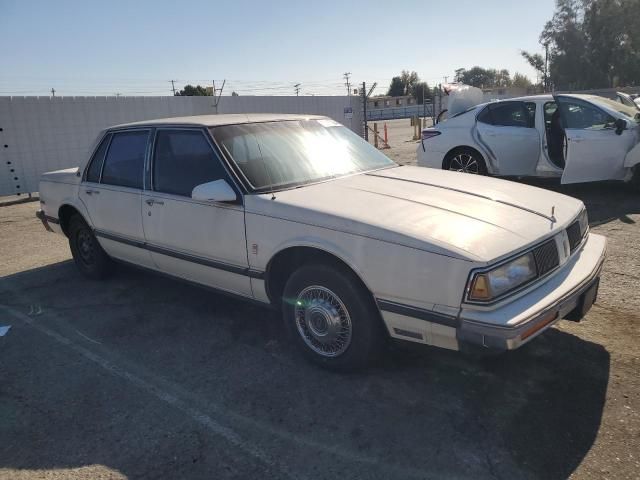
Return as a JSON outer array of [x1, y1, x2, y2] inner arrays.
[[0, 95, 361, 196]]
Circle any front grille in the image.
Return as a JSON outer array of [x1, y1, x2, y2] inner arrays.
[[566, 221, 582, 252], [533, 239, 560, 277]]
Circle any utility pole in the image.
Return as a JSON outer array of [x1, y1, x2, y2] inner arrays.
[[50, 88, 55, 97], [170, 80, 177, 95], [294, 83, 301, 96], [361, 82, 368, 140], [443, 76, 448, 84], [544, 43, 549, 92], [212, 79, 226, 113], [343, 72, 351, 96]]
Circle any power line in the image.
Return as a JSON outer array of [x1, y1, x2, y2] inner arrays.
[[294, 83, 301, 96], [343, 72, 351, 96]]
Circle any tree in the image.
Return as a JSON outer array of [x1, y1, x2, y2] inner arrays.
[[412, 81, 432, 103], [174, 84, 212, 96], [512, 72, 533, 89], [387, 76, 405, 96], [458, 67, 511, 88], [532, 0, 640, 90], [231, 91, 239, 96], [386, 71, 431, 103], [454, 68, 466, 82], [520, 50, 546, 85]]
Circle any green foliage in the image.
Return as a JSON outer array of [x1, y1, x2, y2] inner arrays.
[[540, 0, 640, 89], [457, 67, 512, 88], [386, 70, 432, 102], [387, 76, 405, 96], [174, 84, 212, 96], [512, 73, 533, 89]]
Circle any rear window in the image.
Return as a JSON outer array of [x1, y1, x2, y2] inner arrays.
[[101, 130, 149, 189], [86, 134, 111, 183]]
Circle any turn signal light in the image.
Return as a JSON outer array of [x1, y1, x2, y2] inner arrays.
[[521, 311, 558, 341]]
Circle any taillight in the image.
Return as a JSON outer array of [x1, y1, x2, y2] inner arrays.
[[421, 129, 441, 140]]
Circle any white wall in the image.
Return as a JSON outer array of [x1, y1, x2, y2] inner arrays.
[[0, 95, 361, 196]]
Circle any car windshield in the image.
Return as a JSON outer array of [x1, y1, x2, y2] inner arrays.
[[210, 119, 397, 192], [589, 96, 640, 122]]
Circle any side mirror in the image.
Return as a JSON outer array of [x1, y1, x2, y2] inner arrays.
[[614, 118, 627, 135], [191, 179, 237, 203]]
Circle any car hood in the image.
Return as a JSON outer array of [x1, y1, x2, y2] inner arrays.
[[246, 166, 584, 263]]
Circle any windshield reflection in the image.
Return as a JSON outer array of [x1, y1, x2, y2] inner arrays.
[[211, 120, 396, 192]]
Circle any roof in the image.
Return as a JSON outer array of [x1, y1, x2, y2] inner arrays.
[[111, 113, 327, 129]]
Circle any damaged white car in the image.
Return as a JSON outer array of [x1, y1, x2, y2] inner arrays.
[[418, 93, 640, 185], [37, 114, 606, 370]]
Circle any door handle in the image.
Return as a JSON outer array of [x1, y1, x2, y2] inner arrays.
[[145, 199, 164, 206], [85, 189, 100, 195]]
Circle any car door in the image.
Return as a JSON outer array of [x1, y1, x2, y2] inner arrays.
[[79, 129, 155, 268], [555, 95, 632, 184], [141, 128, 252, 297], [475, 101, 540, 176]]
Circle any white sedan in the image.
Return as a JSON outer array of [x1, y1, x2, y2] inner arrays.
[[417, 94, 640, 185], [37, 114, 606, 370]]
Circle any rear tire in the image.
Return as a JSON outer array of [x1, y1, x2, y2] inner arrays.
[[68, 214, 112, 280], [282, 263, 384, 371], [444, 148, 488, 175]]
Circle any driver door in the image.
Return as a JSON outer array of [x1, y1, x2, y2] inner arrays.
[[141, 128, 252, 297], [555, 95, 631, 184]]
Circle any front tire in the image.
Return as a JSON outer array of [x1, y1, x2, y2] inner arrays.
[[68, 214, 112, 279], [444, 148, 487, 175], [282, 263, 384, 370]]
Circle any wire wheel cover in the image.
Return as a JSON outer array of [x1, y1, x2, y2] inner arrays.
[[294, 285, 352, 357]]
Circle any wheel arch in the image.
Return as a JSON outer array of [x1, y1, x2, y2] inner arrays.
[[264, 245, 378, 309], [58, 204, 86, 237], [442, 145, 486, 169]]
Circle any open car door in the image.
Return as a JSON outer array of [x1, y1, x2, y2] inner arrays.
[[555, 95, 631, 184]]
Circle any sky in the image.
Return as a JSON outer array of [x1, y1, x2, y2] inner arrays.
[[0, 0, 556, 97]]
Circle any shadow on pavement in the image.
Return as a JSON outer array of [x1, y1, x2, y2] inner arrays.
[[0, 260, 610, 479]]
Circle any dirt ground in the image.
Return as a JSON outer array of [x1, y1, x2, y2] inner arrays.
[[1, 125, 639, 479]]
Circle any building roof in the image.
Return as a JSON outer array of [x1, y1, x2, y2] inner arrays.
[[112, 113, 327, 129]]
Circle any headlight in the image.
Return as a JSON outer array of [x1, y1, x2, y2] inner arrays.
[[468, 252, 537, 302]]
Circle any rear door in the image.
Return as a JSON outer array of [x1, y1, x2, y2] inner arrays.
[[79, 129, 154, 268], [555, 95, 631, 183], [475, 101, 540, 176], [141, 128, 252, 297]]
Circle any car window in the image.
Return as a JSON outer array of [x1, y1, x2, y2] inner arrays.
[[525, 102, 536, 128], [211, 120, 395, 192], [477, 106, 492, 124], [153, 129, 229, 197], [558, 99, 616, 130], [489, 102, 530, 128], [86, 134, 111, 183], [101, 130, 148, 189], [544, 102, 558, 128]]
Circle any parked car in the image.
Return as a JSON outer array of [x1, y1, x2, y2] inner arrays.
[[418, 94, 640, 185], [37, 114, 606, 370], [616, 91, 640, 111]]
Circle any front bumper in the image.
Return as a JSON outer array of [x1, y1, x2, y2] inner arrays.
[[457, 233, 606, 351]]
